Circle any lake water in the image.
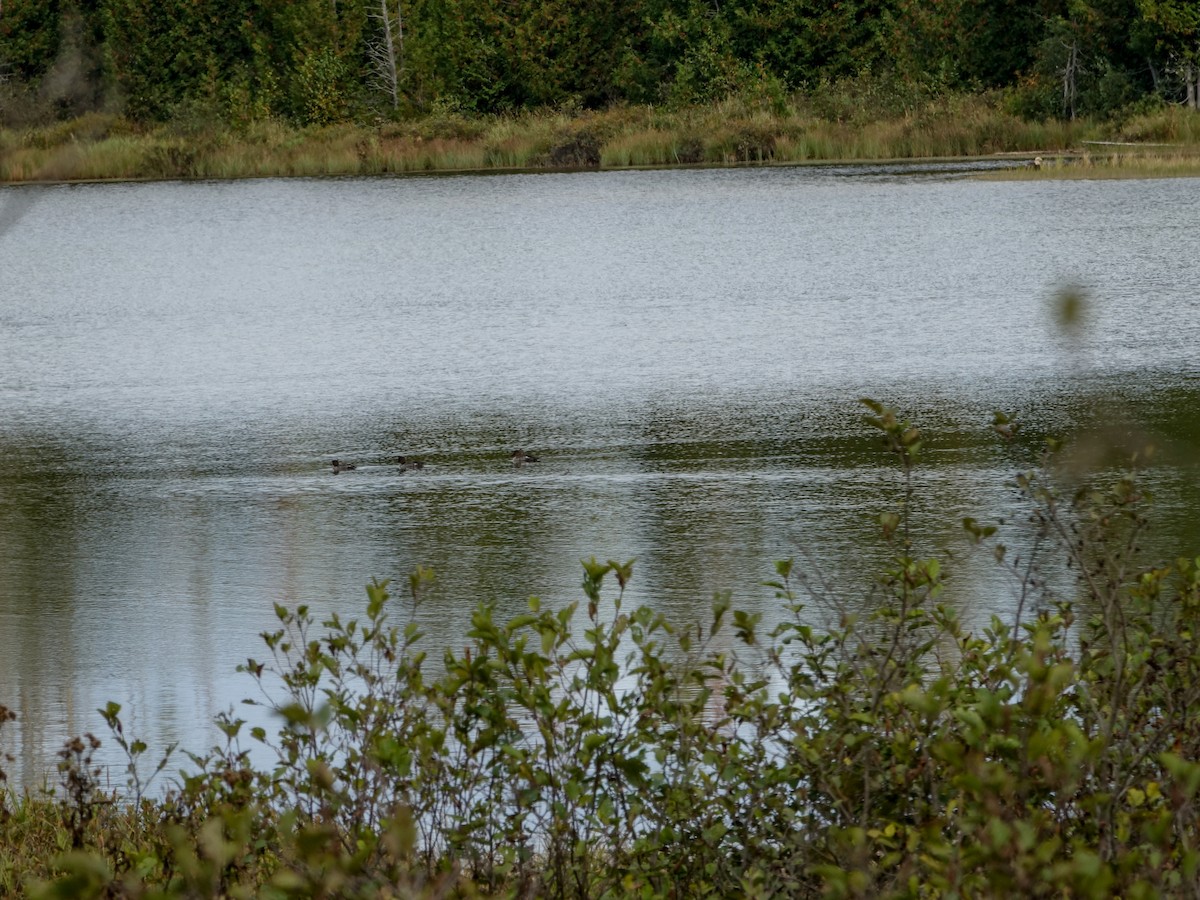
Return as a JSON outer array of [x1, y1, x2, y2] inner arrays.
[[2, 165, 1199, 787]]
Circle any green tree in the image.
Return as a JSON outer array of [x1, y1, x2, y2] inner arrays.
[[402, 0, 514, 110], [504, 0, 646, 106], [228, 0, 366, 121], [1, 0, 62, 83], [726, 0, 894, 87], [1138, 0, 1200, 106], [98, 0, 367, 122], [957, 0, 1058, 87], [629, 0, 742, 104], [880, 0, 973, 91], [99, 0, 200, 119], [1021, 0, 1147, 118]]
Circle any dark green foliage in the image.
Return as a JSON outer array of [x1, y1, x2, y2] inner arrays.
[[724, 0, 890, 86], [0, 0, 63, 81], [88, 0, 365, 121], [501, 0, 646, 107], [958, 0, 1049, 87], [400, 0, 508, 111], [0, 1, 106, 123], [4, 0, 1197, 124], [98, 0, 201, 120]]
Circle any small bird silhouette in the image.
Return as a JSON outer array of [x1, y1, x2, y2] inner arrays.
[[512, 449, 540, 466]]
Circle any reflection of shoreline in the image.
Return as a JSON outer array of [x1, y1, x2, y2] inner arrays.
[[0, 188, 36, 238], [4, 399, 1198, 789]]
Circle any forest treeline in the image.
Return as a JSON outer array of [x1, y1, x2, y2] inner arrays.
[[1, 0, 1199, 128]]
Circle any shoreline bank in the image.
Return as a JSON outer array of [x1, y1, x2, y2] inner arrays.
[[4, 98, 1199, 186]]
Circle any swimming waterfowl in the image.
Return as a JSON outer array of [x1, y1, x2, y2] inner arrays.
[[511, 449, 540, 466], [331, 459, 357, 473], [397, 455, 425, 471]]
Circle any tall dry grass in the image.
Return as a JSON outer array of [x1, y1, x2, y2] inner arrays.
[[2, 93, 1197, 183]]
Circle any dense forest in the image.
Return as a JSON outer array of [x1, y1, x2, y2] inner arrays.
[[1, 0, 1198, 127]]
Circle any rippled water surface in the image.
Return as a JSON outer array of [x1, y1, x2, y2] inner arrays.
[[2, 166, 1199, 784]]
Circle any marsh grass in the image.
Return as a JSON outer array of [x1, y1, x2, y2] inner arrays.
[[6, 89, 1196, 183], [1117, 105, 1200, 144], [984, 147, 1200, 180]]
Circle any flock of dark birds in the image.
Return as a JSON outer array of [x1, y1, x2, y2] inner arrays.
[[330, 450, 540, 474]]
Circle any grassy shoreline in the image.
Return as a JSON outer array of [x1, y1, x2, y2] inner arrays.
[[4, 94, 1200, 185]]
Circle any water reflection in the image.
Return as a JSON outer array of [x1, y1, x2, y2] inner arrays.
[[1, 168, 1199, 786], [3, 389, 1198, 786]]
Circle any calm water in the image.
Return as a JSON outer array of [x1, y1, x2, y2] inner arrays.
[[2, 166, 1199, 786]]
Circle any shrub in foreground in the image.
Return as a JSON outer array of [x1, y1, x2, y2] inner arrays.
[[4, 400, 1200, 898]]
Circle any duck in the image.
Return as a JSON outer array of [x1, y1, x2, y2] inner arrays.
[[397, 455, 425, 471], [331, 459, 357, 473], [511, 449, 540, 466]]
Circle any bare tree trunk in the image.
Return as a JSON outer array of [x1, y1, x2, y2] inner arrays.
[[368, 0, 403, 109], [1193, 42, 1200, 110], [378, 0, 398, 109], [1062, 38, 1079, 120]]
